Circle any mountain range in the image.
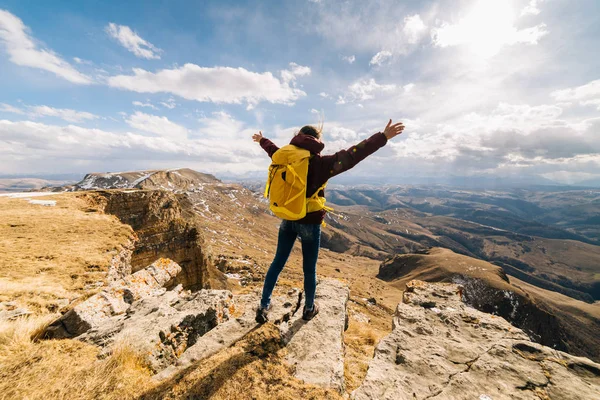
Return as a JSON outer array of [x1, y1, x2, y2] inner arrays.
[[1, 168, 599, 399]]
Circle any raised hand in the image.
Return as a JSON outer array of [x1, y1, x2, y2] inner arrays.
[[383, 119, 405, 140], [252, 131, 263, 143]]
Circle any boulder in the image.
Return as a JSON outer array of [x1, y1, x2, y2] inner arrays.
[[44, 258, 182, 339], [351, 280, 600, 400], [80, 286, 234, 372]]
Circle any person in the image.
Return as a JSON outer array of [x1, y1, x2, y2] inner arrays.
[[252, 119, 405, 323]]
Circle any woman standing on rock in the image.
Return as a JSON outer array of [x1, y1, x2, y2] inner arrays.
[[252, 119, 405, 323]]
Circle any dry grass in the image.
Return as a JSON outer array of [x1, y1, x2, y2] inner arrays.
[[0, 315, 155, 400], [343, 304, 389, 393], [0, 193, 155, 399], [0, 189, 396, 398], [0, 194, 132, 314], [0, 319, 345, 400]]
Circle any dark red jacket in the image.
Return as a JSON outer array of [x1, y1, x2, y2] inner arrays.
[[260, 131, 388, 224]]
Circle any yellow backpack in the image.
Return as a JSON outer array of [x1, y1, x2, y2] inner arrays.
[[264, 144, 332, 221]]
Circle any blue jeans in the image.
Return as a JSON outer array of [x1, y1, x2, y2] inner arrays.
[[260, 220, 321, 310]]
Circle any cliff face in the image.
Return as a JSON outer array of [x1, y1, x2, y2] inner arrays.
[[377, 248, 600, 362], [84, 190, 227, 291], [352, 280, 600, 400], [451, 275, 568, 351]]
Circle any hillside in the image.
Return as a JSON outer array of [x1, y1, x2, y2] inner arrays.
[[53, 168, 219, 192], [327, 185, 600, 244], [319, 186, 600, 303], [0, 178, 73, 192], [1, 170, 599, 399]]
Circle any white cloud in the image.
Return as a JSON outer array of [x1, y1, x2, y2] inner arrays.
[[342, 55, 355, 64], [108, 63, 309, 106], [0, 9, 91, 84], [0, 103, 98, 122], [581, 99, 600, 110], [431, 1, 548, 58], [521, 0, 544, 16], [319, 92, 330, 98], [511, 24, 548, 45], [326, 125, 358, 141], [310, 1, 431, 55], [0, 103, 26, 115], [345, 78, 397, 102], [132, 101, 158, 110], [197, 111, 245, 139], [369, 50, 392, 66], [0, 113, 262, 175], [403, 83, 415, 93], [160, 97, 177, 109], [29, 106, 98, 123], [551, 80, 600, 110], [73, 57, 92, 65], [280, 62, 311, 84], [388, 102, 599, 177], [125, 111, 188, 140], [0, 119, 199, 174], [459, 103, 564, 134], [403, 14, 427, 44], [105, 23, 162, 60]]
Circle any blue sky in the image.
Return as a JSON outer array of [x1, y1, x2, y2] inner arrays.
[[0, 0, 599, 184]]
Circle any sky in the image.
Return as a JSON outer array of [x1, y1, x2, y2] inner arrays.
[[0, 0, 599, 185]]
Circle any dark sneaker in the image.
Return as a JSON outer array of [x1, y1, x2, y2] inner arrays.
[[302, 303, 319, 321], [255, 305, 271, 324]]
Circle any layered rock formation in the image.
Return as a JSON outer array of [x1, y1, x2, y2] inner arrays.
[[81, 285, 234, 372], [45, 261, 351, 392], [42, 254, 600, 399], [352, 280, 600, 400], [85, 190, 227, 290], [377, 248, 600, 362], [44, 258, 184, 339], [154, 288, 304, 381], [44, 257, 234, 371], [157, 279, 350, 393]]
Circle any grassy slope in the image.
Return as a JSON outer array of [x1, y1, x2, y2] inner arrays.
[[0, 190, 397, 399], [0, 194, 155, 400], [0, 194, 132, 313]]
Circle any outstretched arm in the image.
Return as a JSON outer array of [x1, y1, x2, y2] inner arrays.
[[323, 119, 404, 179], [252, 131, 279, 158]]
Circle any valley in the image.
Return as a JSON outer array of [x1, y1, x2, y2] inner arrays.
[[1, 169, 599, 399]]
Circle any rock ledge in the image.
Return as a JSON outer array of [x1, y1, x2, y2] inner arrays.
[[352, 280, 600, 400]]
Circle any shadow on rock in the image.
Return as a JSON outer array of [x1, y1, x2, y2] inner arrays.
[[139, 323, 284, 400]]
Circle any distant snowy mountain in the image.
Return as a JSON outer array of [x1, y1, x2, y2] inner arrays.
[[56, 168, 220, 192]]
